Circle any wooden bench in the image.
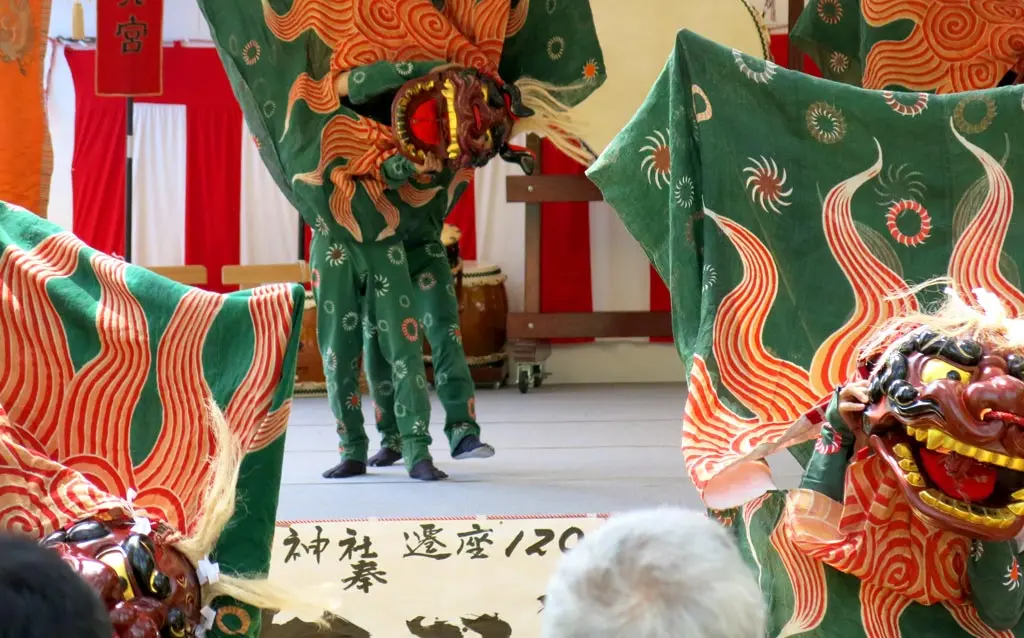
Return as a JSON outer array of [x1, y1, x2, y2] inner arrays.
[[148, 265, 209, 285]]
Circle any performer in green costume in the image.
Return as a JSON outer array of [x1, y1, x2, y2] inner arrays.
[[365, 225, 496, 468], [329, 65, 493, 467], [588, 28, 1024, 637], [199, 0, 605, 481]]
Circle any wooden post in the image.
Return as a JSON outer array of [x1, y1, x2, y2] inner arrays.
[[522, 134, 543, 315], [124, 97, 135, 262], [788, 0, 805, 72], [508, 134, 551, 385]]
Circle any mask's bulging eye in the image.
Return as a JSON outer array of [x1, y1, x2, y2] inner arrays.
[[97, 549, 136, 600], [920, 358, 972, 385]]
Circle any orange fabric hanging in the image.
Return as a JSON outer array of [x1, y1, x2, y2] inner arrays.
[[0, 0, 52, 216]]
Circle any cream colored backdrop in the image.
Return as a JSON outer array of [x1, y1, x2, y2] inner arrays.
[[268, 516, 609, 635]]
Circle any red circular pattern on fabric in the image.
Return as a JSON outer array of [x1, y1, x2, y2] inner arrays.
[[886, 200, 932, 247], [401, 318, 419, 341], [881, 90, 929, 116]]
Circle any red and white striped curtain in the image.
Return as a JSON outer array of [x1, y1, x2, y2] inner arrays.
[[45, 36, 813, 333]]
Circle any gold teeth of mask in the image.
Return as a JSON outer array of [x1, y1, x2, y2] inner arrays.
[[395, 81, 435, 161], [904, 425, 1024, 471], [394, 81, 435, 117], [441, 79, 459, 159], [919, 489, 1017, 528]]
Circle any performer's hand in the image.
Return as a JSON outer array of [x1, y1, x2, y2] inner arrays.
[[414, 155, 444, 174], [837, 380, 871, 436], [333, 71, 350, 98], [838, 380, 870, 415]]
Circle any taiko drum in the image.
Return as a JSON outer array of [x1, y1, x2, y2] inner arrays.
[[295, 291, 326, 387], [423, 261, 508, 367]]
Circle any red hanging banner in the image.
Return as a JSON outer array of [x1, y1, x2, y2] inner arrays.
[[95, 0, 164, 96]]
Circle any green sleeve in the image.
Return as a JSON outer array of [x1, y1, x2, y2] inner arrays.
[[381, 154, 417, 189], [799, 388, 857, 502], [968, 540, 1024, 630], [347, 60, 448, 105]]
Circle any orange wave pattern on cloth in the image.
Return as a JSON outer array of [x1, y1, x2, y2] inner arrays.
[[0, 232, 296, 533], [860, 582, 914, 638], [505, 0, 529, 38], [862, 0, 1024, 93], [397, 181, 443, 208], [224, 284, 302, 452], [324, 175, 362, 241], [0, 405, 127, 537], [291, 114, 397, 239], [809, 140, 916, 396], [769, 506, 829, 635], [262, 0, 506, 75], [282, 73, 339, 138], [706, 210, 818, 423], [0, 0, 52, 215], [133, 290, 223, 520], [446, 167, 475, 209], [944, 602, 1017, 638], [784, 455, 971, 607], [292, 114, 395, 187], [362, 178, 401, 240], [263, 0, 513, 241], [681, 354, 757, 490], [249, 400, 294, 452], [684, 147, 932, 501], [948, 118, 1024, 314], [56, 254, 151, 487]]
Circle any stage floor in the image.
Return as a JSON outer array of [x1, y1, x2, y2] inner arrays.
[[276, 383, 806, 521]]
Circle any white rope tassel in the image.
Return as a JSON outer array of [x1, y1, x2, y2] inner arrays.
[[196, 557, 221, 585]]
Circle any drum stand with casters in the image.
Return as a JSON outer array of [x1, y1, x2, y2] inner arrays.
[[512, 346, 548, 394], [505, 135, 673, 394]]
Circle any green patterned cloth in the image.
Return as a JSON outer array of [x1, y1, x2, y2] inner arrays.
[[588, 29, 1024, 636], [0, 202, 304, 638], [791, 0, 1024, 92]]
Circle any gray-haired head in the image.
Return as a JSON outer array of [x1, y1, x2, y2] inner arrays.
[[541, 507, 765, 638]]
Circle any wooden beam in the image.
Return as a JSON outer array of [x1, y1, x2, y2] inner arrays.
[[787, 0, 805, 72], [522, 134, 544, 314], [508, 312, 673, 340], [148, 265, 208, 285], [506, 175, 604, 203], [221, 262, 310, 288]]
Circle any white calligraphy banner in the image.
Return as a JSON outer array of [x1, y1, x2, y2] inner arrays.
[[265, 515, 610, 637]]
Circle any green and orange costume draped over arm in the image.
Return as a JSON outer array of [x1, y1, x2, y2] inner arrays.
[[198, 0, 605, 480]]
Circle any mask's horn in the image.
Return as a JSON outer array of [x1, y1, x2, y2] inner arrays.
[[499, 144, 536, 175], [502, 83, 535, 119]]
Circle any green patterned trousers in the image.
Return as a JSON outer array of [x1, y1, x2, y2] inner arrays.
[[365, 239, 480, 455], [310, 230, 434, 470]]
